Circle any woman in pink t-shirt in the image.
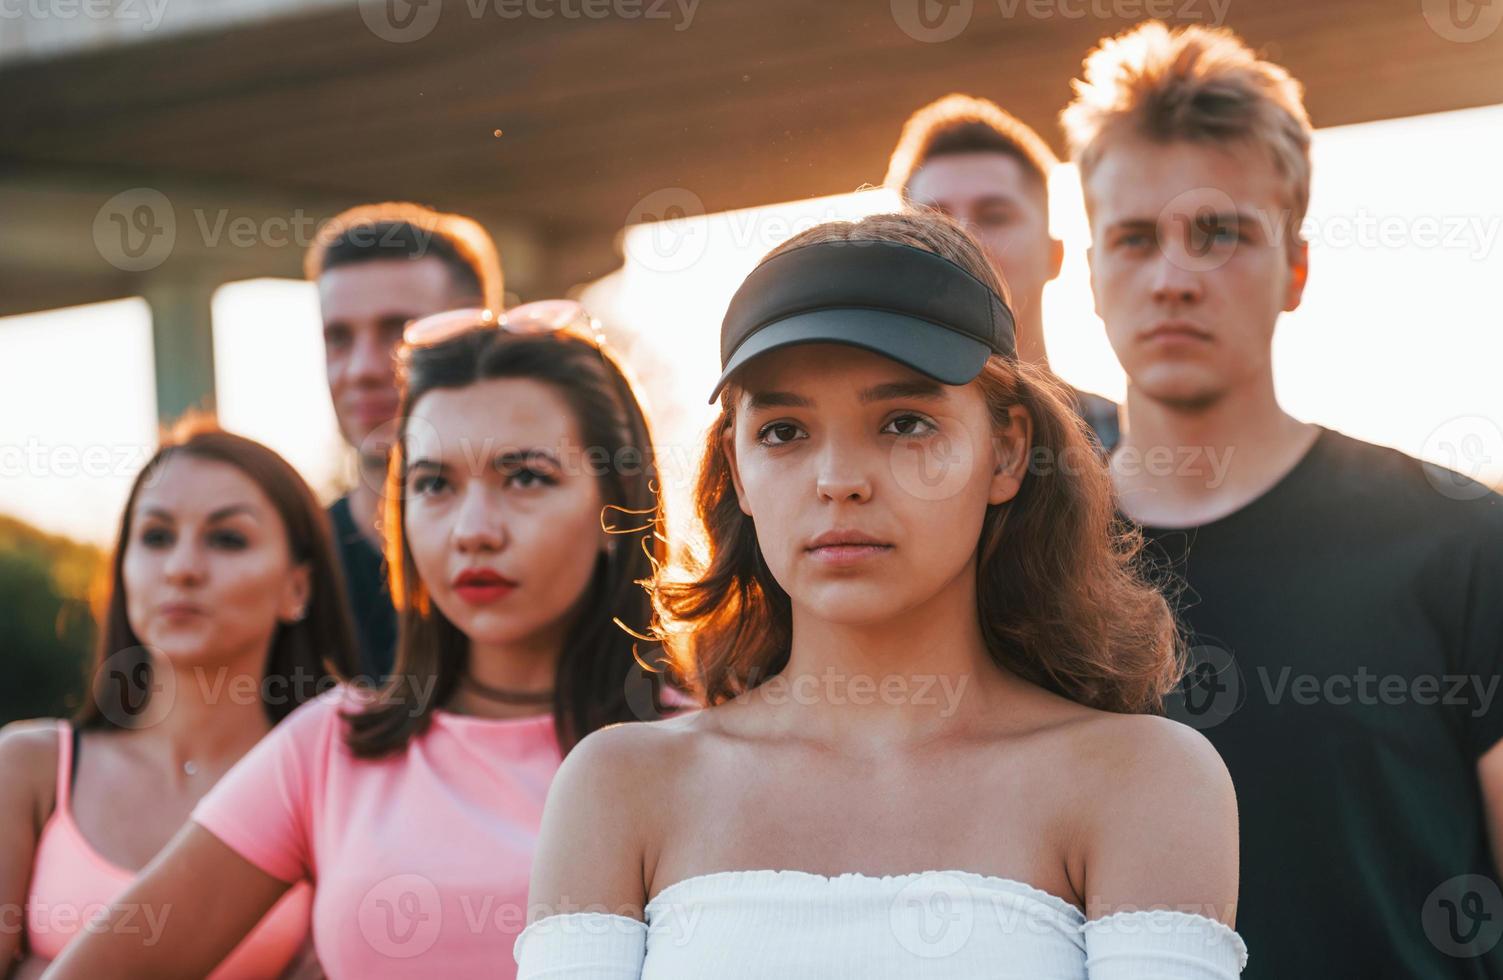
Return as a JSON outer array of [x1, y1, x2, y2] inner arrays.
[[46, 302, 683, 980], [2, 420, 353, 980]]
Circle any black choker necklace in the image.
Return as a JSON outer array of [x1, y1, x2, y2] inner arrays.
[[460, 674, 554, 705]]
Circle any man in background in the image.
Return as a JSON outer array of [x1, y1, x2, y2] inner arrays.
[[306, 202, 503, 679], [1064, 21, 1503, 977], [886, 94, 1120, 450]]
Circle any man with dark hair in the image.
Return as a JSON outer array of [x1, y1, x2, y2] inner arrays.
[[886, 93, 1119, 451], [306, 202, 504, 679]]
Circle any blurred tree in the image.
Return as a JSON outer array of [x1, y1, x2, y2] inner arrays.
[[0, 515, 103, 725]]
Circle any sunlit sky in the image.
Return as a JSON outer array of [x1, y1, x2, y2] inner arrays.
[[3, 103, 1502, 546]]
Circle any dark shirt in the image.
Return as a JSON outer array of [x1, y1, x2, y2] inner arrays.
[[1069, 386, 1120, 454], [1136, 426, 1503, 978], [328, 494, 397, 681]]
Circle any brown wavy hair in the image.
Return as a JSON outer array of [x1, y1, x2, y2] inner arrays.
[[341, 324, 676, 758], [79, 415, 355, 730], [653, 212, 1183, 714]]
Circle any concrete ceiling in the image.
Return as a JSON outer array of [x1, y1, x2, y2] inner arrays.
[[4, 0, 1502, 314]]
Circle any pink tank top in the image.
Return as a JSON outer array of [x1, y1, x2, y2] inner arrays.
[[25, 720, 314, 977]]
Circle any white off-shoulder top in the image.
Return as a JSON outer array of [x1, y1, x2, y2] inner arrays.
[[514, 868, 1248, 978]]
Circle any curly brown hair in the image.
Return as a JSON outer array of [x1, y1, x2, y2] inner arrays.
[[652, 212, 1183, 715]]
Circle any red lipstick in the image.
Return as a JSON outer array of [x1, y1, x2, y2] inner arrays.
[[452, 568, 518, 605]]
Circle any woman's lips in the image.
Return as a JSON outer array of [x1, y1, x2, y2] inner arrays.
[[805, 543, 894, 566], [452, 570, 519, 605], [454, 582, 517, 604]]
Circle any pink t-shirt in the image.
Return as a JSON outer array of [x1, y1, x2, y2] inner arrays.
[[192, 685, 561, 978]]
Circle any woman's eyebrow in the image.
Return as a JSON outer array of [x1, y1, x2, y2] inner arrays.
[[490, 449, 562, 470], [858, 379, 947, 404], [207, 504, 260, 523], [745, 390, 814, 410], [138, 503, 259, 523]]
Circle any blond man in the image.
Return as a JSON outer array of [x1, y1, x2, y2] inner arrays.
[[887, 94, 1120, 450], [1064, 21, 1503, 977]]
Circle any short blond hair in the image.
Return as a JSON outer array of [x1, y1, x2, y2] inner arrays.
[[885, 94, 1059, 205], [304, 201, 503, 310], [1060, 21, 1312, 231]]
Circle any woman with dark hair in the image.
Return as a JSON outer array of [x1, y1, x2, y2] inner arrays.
[[517, 213, 1246, 978], [44, 302, 680, 979], [1, 418, 353, 979]]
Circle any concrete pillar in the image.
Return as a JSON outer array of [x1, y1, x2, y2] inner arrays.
[[141, 276, 219, 426]]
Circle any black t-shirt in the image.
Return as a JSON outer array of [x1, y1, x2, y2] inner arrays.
[[1070, 385, 1121, 455], [1135, 426, 1503, 978], [328, 494, 397, 681]]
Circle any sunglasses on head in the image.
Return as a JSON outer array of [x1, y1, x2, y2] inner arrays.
[[402, 299, 605, 348]]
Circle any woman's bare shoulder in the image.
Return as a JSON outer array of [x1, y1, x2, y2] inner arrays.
[[529, 709, 730, 918], [556, 705, 730, 804], [1052, 711, 1239, 921], [0, 718, 63, 827]]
